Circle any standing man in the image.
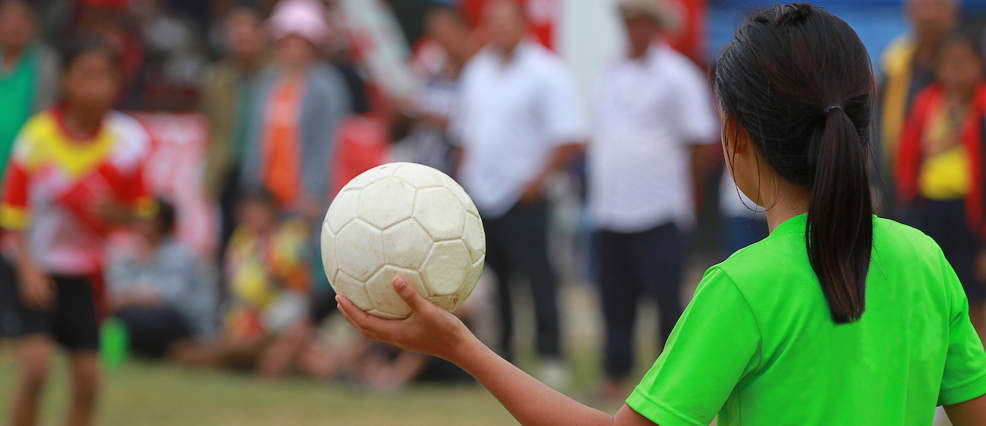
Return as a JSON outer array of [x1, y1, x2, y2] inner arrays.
[[200, 5, 268, 257], [454, 0, 584, 387], [877, 0, 957, 214], [589, 0, 719, 399]]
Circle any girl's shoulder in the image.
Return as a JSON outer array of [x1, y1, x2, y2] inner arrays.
[[714, 216, 942, 291], [102, 111, 152, 166]]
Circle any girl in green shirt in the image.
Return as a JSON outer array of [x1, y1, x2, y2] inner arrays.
[[335, 3, 986, 425]]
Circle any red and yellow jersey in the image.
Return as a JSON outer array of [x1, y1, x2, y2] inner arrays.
[[0, 107, 154, 275], [897, 82, 986, 239]]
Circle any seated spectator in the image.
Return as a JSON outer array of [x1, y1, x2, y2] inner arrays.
[[258, 282, 490, 389], [105, 200, 218, 359], [174, 190, 312, 370]]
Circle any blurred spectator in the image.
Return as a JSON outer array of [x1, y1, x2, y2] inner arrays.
[[258, 292, 475, 389], [105, 199, 219, 359], [453, 0, 585, 388], [0, 38, 155, 426], [388, 6, 476, 175], [588, 0, 719, 399], [895, 32, 986, 347], [239, 0, 350, 223], [221, 190, 310, 367], [0, 0, 59, 175], [0, 0, 60, 323], [134, 0, 210, 110], [174, 190, 311, 370], [255, 293, 339, 379], [878, 0, 957, 213], [201, 4, 268, 259]]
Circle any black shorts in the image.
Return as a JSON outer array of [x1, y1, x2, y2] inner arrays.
[[115, 307, 191, 358], [0, 270, 100, 352]]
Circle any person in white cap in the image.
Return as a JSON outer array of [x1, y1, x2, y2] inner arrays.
[[588, 0, 719, 399]]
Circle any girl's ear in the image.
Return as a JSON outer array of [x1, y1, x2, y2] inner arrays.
[[721, 113, 750, 155]]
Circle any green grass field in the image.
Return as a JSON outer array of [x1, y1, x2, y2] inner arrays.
[[0, 341, 625, 426], [0, 284, 634, 425]]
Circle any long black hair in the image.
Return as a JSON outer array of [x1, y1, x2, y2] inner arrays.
[[714, 3, 875, 323]]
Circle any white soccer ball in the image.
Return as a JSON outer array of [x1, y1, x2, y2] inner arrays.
[[321, 162, 486, 319]]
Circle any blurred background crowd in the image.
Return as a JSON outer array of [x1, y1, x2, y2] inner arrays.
[[2, 0, 986, 423]]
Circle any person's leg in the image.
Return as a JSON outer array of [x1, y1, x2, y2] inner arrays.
[[0, 257, 16, 338], [115, 307, 192, 359], [506, 202, 561, 358], [51, 277, 101, 426], [3, 262, 55, 426], [10, 335, 52, 426], [66, 351, 99, 426], [217, 334, 276, 370], [596, 229, 639, 398], [483, 214, 516, 362], [596, 230, 638, 381], [637, 223, 685, 349]]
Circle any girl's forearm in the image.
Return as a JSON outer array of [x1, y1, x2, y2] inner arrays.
[[451, 335, 614, 426]]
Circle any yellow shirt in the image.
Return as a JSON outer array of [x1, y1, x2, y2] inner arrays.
[[919, 146, 970, 200]]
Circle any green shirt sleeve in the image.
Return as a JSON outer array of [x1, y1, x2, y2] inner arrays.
[[627, 267, 761, 426], [938, 250, 986, 406]]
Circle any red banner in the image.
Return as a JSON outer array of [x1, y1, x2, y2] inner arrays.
[[131, 112, 216, 256]]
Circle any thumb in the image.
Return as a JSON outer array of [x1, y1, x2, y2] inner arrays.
[[393, 276, 428, 311]]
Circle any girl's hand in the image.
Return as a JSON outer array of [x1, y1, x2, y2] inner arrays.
[[336, 276, 473, 362], [18, 264, 55, 309], [90, 196, 131, 226]]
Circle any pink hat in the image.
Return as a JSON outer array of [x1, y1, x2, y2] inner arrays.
[[268, 0, 333, 47]]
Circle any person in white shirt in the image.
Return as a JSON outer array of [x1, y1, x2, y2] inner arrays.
[[453, 0, 584, 386], [589, 0, 719, 398]]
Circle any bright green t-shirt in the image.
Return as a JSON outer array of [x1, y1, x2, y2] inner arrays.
[[627, 214, 986, 425]]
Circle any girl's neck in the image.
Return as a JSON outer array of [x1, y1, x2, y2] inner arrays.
[[761, 179, 812, 233], [62, 106, 104, 139]]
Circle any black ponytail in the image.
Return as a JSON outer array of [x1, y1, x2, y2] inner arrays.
[[807, 107, 872, 322], [715, 3, 874, 323]]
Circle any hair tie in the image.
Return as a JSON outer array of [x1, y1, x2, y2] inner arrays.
[[826, 105, 843, 113]]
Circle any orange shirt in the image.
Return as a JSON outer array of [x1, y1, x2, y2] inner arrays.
[[261, 78, 304, 209]]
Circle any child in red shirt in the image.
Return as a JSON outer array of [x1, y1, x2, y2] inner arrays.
[[0, 38, 153, 426], [896, 32, 986, 345]]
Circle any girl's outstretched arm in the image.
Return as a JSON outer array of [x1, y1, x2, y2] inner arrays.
[[336, 276, 657, 426]]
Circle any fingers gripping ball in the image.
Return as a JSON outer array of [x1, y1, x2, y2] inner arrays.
[[321, 163, 486, 319]]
